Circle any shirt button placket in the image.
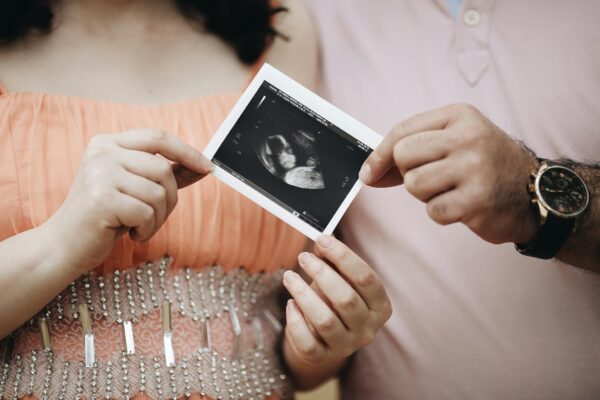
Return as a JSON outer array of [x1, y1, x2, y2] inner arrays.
[[463, 9, 481, 27], [454, 0, 494, 85]]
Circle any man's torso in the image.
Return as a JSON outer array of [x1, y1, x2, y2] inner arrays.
[[305, 0, 600, 398]]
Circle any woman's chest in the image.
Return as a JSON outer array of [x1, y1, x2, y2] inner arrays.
[[0, 95, 306, 271], [0, 32, 251, 104], [0, 94, 228, 235]]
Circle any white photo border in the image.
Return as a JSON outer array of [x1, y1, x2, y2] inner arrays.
[[203, 63, 383, 241]]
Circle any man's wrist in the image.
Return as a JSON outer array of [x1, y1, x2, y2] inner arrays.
[[555, 158, 598, 232], [513, 141, 541, 244], [515, 157, 598, 263], [555, 159, 600, 270]]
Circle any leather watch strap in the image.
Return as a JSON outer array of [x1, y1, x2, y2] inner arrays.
[[515, 213, 575, 259]]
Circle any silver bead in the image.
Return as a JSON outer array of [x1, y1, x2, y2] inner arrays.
[[69, 282, 79, 320], [97, 276, 108, 320], [83, 274, 94, 311], [11, 354, 23, 400], [27, 350, 37, 395], [139, 355, 146, 393], [0, 362, 9, 399], [58, 361, 69, 399], [125, 272, 137, 321], [56, 294, 65, 321], [74, 361, 85, 400], [90, 361, 99, 400], [41, 350, 54, 400], [104, 360, 113, 399]]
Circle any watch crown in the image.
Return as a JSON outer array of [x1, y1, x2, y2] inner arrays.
[[528, 183, 536, 193]]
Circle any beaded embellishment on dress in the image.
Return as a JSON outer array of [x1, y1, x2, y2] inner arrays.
[[0, 257, 292, 400]]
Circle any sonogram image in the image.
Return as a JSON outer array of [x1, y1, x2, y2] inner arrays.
[[254, 130, 325, 190], [212, 81, 371, 232]]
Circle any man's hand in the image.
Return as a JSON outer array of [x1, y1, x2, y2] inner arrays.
[[359, 103, 539, 245]]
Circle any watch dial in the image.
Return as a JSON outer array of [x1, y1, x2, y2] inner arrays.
[[538, 167, 588, 216]]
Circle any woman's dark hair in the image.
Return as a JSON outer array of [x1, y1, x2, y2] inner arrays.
[[0, 0, 286, 64]]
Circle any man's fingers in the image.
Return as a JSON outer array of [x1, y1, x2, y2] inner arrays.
[[403, 160, 458, 202], [298, 252, 369, 330], [362, 129, 450, 186], [283, 270, 348, 347], [115, 129, 214, 175], [426, 188, 468, 226], [361, 106, 456, 185], [362, 167, 403, 188], [392, 130, 450, 175], [313, 235, 389, 313]]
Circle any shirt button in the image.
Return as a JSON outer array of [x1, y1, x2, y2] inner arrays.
[[463, 9, 481, 26]]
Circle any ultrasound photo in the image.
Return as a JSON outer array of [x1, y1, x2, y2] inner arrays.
[[255, 129, 325, 190], [212, 81, 373, 233]]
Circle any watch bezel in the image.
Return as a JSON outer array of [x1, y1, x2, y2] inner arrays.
[[535, 165, 589, 218]]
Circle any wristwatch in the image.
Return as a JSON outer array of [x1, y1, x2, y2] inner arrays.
[[515, 159, 589, 259]]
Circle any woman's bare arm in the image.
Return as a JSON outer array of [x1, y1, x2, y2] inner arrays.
[[0, 224, 81, 339], [0, 130, 213, 339]]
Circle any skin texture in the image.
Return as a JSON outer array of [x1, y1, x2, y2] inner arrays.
[[556, 162, 600, 271], [0, 128, 214, 339], [360, 103, 599, 271], [360, 103, 540, 244], [50, 129, 214, 271], [0, 0, 320, 102], [283, 235, 392, 390], [0, 0, 389, 391]]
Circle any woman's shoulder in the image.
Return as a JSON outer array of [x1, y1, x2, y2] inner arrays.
[[265, 0, 320, 91]]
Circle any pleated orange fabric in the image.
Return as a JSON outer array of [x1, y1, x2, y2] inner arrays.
[[0, 89, 307, 274], [0, 87, 303, 399]]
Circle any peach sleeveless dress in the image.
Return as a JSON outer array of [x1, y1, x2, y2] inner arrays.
[[0, 67, 306, 399]]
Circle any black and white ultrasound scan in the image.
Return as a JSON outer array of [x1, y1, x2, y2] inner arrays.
[[255, 128, 325, 190], [204, 65, 381, 239]]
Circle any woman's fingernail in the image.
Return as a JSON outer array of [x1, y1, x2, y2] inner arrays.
[[298, 252, 312, 265], [283, 270, 299, 284], [317, 235, 332, 249], [286, 299, 298, 319], [201, 157, 214, 171], [358, 163, 371, 183]]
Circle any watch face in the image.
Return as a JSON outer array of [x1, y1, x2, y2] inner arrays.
[[536, 165, 589, 217]]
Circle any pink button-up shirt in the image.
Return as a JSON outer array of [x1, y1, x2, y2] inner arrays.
[[303, 1, 600, 399]]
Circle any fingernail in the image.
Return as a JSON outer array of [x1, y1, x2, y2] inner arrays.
[[283, 270, 299, 284], [202, 157, 214, 172], [358, 163, 371, 183], [197, 153, 213, 171], [298, 252, 312, 265], [317, 235, 332, 249], [286, 299, 298, 319]]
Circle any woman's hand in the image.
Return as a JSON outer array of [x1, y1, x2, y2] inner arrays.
[[45, 129, 213, 273], [282, 235, 392, 389]]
